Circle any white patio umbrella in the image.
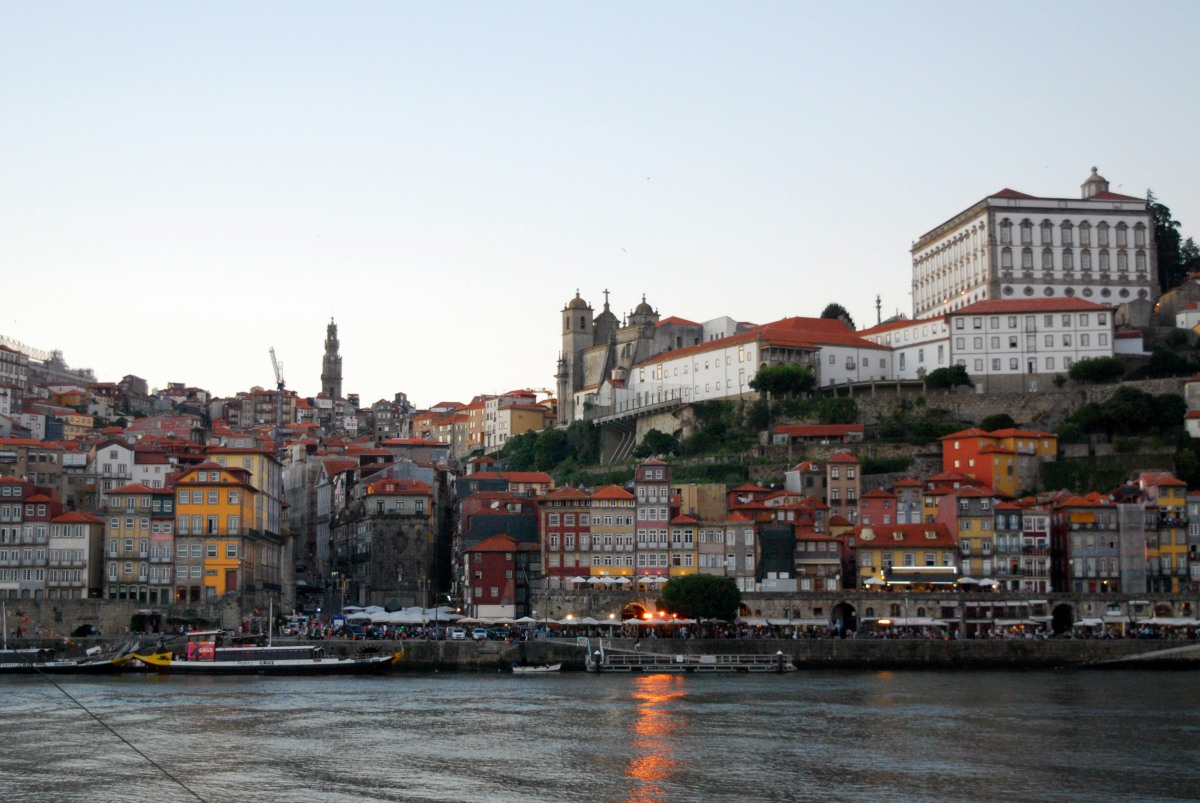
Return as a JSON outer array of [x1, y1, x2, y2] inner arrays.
[[613, 577, 631, 585], [588, 577, 604, 585], [570, 576, 589, 585], [652, 576, 669, 584], [578, 616, 601, 625], [513, 616, 538, 625]]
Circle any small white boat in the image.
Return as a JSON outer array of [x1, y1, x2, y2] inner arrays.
[[511, 662, 562, 674]]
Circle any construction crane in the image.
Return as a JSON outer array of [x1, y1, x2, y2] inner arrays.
[[269, 347, 285, 457]]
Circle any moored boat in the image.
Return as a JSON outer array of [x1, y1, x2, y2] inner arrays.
[[0, 647, 128, 675], [132, 630, 403, 675], [511, 662, 562, 674]]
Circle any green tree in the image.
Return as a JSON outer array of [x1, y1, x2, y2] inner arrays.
[[565, 421, 601, 465], [1149, 191, 1200, 291], [979, 413, 1016, 432], [749, 364, 816, 397], [1068, 356, 1125, 383], [658, 574, 742, 621], [820, 303, 856, 330], [502, 431, 540, 470], [925, 364, 973, 390], [533, 428, 571, 470], [1144, 348, 1194, 379], [817, 397, 859, 424], [633, 429, 679, 459]]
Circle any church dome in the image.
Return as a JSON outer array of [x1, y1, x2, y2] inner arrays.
[[634, 294, 654, 315], [567, 291, 589, 310]]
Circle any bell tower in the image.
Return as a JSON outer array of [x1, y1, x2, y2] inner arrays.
[[321, 318, 343, 400], [558, 290, 594, 425]]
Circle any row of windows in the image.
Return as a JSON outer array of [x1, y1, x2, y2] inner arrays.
[[999, 219, 1145, 248], [640, 349, 758, 383], [999, 247, 1146, 274], [955, 332, 1108, 351], [178, 489, 240, 505], [956, 313, 1108, 331], [0, 504, 47, 517], [176, 515, 240, 535]]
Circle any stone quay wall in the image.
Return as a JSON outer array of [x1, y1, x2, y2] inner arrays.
[[314, 637, 1192, 671]]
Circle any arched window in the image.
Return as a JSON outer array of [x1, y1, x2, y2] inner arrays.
[[1042, 248, 1054, 271], [1062, 249, 1074, 271], [1136, 251, 1147, 273], [889, 603, 901, 616], [1022, 248, 1033, 270], [999, 219, 1012, 245], [1097, 222, 1110, 247], [1081, 249, 1092, 272], [1041, 220, 1054, 246], [1134, 223, 1146, 247], [1115, 222, 1128, 247], [1001, 248, 1013, 270], [1020, 220, 1033, 245], [1060, 220, 1074, 245], [1099, 250, 1110, 271], [1117, 251, 1128, 272], [1079, 222, 1091, 246]]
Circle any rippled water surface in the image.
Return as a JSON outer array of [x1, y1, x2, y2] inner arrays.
[[1, 670, 1197, 802]]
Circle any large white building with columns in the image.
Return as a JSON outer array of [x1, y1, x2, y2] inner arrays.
[[911, 168, 1156, 320]]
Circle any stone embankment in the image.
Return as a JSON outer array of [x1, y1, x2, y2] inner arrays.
[[293, 637, 1199, 671]]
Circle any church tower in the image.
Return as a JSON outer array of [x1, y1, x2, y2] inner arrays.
[[557, 290, 594, 425], [321, 318, 343, 400]]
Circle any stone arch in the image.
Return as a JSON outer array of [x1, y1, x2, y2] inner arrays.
[[622, 601, 647, 620], [1051, 603, 1075, 634], [832, 602, 857, 632]]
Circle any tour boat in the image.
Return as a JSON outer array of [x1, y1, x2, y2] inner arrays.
[[0, 647, 130, 675], [511, 662, 562, 674], [132, 630, 403, 675]]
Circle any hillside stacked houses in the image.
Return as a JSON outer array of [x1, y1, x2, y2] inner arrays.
[[0, 168, 1196, 632]]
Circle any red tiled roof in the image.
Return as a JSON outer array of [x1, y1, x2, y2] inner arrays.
[[108, 483, 157, 495], [657, 316, 701, 327], [52, 511, 104, 524], [1089, 190, 1144, 201], [853, 522, 956, 549], [951, 298, 1113, 315], [365, 478, 432, 495], [544, 486, 591, 501], [470, 471, 553, 484], [774, 424, 864, 437], [990, 188, 1036, 199], [591, 485, 634, 500], [829, 451, 859, 463]]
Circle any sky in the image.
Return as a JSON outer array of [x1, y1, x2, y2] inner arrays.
[[3, 2, 1199, 409]]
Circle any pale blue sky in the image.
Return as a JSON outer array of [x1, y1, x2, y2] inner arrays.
[[3, 2, 1198, 407]]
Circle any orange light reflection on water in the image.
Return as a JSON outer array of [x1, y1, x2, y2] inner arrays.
[[624, 674, 687, 803]]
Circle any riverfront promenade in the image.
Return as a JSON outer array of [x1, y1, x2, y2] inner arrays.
[[296, 636, 1200, 672]]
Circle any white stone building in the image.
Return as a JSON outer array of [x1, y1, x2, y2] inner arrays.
[[912, 168, 1155, 320], [946, 298, 1114, 392], [859, 317, 952, 380]]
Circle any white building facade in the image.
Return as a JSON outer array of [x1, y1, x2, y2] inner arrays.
[[912, 168, 1156, 320], [946, 298, 1114, 392]]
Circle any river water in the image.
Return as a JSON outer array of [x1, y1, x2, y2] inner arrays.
[[0, 670, 1197, 803]]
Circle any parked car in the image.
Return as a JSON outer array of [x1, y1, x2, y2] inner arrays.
[[342, 625, 366, 640], [472, 628, 488, 641], [448, 627, 467, 640], [366, 626, 385, 640]]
